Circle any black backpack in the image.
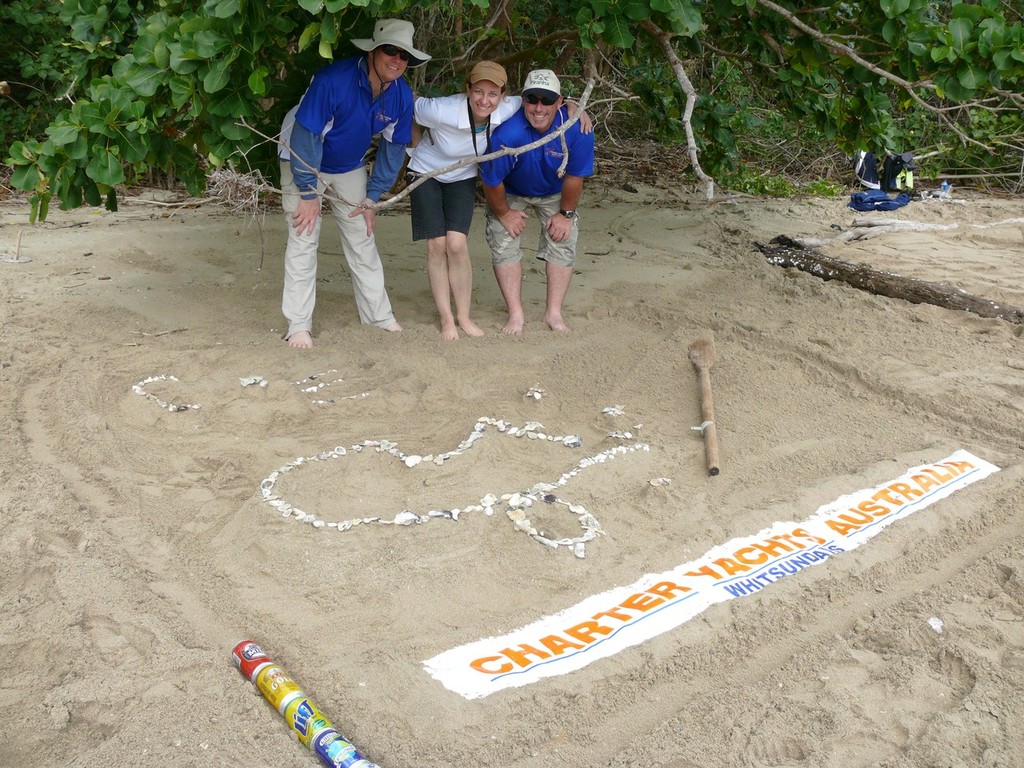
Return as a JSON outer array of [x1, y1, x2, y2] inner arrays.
[[881, 152, 916, 192]]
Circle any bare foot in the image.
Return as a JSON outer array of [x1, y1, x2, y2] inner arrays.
[[439, 318, 459, 341], [545, 313, 571, 333], [286, 330, 314, 348], [501, 315, 524, 336], [458, 318, 485, 337], [383, 321, 403, 333]]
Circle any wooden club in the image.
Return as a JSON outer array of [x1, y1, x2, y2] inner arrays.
[[687, 338, 721, 476]]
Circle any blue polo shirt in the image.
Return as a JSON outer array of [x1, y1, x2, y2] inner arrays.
[[480, 108, 594, 197], [294, 56, 414, 174]]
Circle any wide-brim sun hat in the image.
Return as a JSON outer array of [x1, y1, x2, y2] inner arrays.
[[468, 60, 507, 89], [352, 18, 431, 68], [521, 69, 561, 99]]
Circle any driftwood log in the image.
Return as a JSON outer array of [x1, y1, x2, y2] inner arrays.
[[756, 235, 1024, 325]]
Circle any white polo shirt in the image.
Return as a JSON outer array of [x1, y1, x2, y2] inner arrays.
[[408, 93, 521, 182]]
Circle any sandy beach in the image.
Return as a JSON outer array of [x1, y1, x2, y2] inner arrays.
[[1, 182, 1022, 767]]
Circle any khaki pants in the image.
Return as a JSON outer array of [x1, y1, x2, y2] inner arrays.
[[280, 161, 397, 338]]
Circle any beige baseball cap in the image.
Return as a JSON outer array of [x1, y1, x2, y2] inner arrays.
[[468, 60, 507, 88]]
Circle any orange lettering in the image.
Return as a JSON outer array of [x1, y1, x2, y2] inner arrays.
[[911, 473, 939, 493], [471, 656, 513, 674], [923, 466, 954, 483], [857, 499, 888, 516], [734, 547, 769, 565], [771, 533, 809, 549], [540, 635, 586, 655], [565, 620, 614, 644], [840, 509, 873, 525], [750, 538, 794, 557], [941, 460, 973, 474], [827, 518, 860, 535], [873, 488, 903, 506], [501, 644, 551, 667], [593, 607, 632, 623], [621, 592, 665, 612], [791, 527, 826, 545], [713, 557, 750, 576], [890, 481, 923, 500], [684, 564, 721, 579], [646, 580, 692, 599]]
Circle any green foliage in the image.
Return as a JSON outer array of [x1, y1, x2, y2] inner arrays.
[[800, 179, 845, 198], [0, 1, 85, 152], [717, 169, 796, 196], [3, 0, 1022, 216]]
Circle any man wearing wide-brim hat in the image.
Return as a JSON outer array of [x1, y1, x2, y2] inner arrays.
[[278, 19, 430, 348]]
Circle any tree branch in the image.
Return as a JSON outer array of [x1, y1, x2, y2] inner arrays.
[[236, 78, 595, 212], [640, 20, 716, 200], [753, 0, 990, 151]]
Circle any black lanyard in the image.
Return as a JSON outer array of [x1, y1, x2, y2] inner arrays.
[[468, 98, 491, 157]]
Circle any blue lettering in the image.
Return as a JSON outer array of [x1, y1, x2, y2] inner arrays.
[[293, 700, 314, 736], [789, 551, 822, 568], [723, 578, 763, 597], [722, 547, 844, 598]]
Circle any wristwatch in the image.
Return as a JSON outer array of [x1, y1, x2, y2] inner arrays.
[[559, 209, 578, 220]]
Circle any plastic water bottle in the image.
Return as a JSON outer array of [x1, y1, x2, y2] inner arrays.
[[940, 179, 950, 194]]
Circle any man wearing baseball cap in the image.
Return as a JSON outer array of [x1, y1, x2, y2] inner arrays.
[[278, 19, 430, 348], [480, 68, 595, 335]]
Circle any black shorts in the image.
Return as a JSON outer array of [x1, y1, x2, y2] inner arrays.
[[409, 174, 477, 241]]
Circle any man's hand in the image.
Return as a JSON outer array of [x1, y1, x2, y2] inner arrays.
[[546, 212, 573, 243], [348, 197, 377, 237], [565, 101, 594, 134], [291, 196, 322, 236], [499, 209, 528, 238]]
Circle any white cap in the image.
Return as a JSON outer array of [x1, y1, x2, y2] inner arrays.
[[521, 69, 561, 99]]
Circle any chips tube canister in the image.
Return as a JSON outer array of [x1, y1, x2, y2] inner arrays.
[[232, 640, 381, 768]]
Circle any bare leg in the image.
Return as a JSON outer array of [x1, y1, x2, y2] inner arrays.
[[286, 330, 314, 349], [544, 262, 573, 332], [446, 232, 483, 337], [426, 237, 458, 340], [493, 261, 525, 336]]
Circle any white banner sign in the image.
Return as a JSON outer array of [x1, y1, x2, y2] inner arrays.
[[424, 450, 1000, 699]]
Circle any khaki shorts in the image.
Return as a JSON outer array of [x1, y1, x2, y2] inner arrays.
[[485, 193, 578, 268]]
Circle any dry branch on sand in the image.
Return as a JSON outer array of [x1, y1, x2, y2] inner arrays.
[[756, 235, 1024, 325]]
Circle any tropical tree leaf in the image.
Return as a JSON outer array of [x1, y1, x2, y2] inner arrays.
[[947, 18, 973, 53], [45, 124, 81, 147], [602, 14, 636, 48], [203, 58, 232, 93], [86, 149, 126, 186]]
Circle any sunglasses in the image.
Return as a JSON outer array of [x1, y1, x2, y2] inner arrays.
[[524, 93, 558, 106], [378, 44, 411, 62]]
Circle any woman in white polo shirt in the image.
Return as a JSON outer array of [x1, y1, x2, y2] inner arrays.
[[407, 61, 518, 340]]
